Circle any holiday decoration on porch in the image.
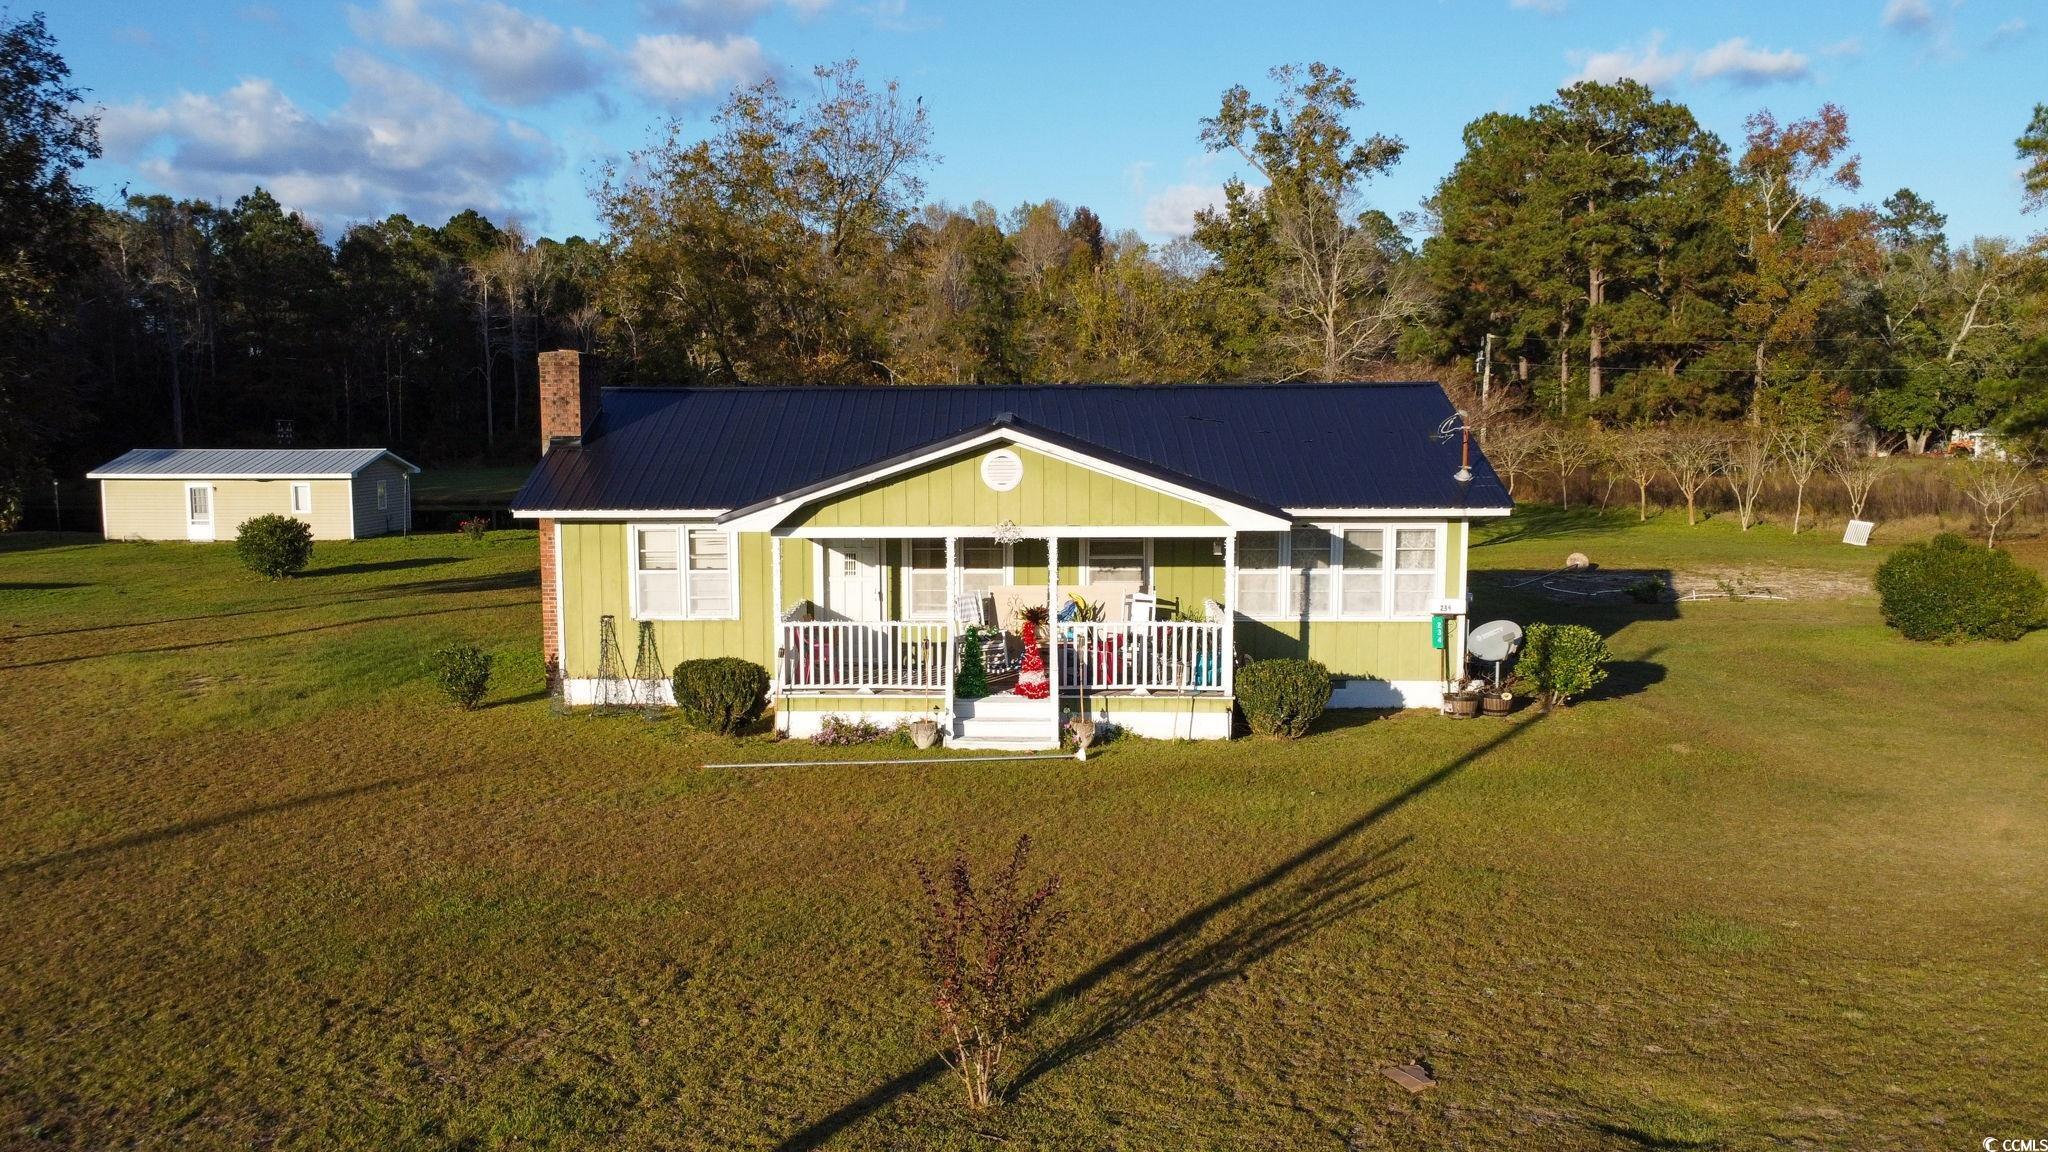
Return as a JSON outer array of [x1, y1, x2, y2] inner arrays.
[[1015, 617, 1050, 700], [955, 625, 992, 700]]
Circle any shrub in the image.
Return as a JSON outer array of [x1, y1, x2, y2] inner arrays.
[[1235, 658, 1331, 738], [234, 513, 313, 578], [456, 516, 490, 542], [672, 657, 769, 734], [811, 713, 890, 746], [426, 643, 493, 710], [1875, 533, 2046, 643], [1517, 623, 1611, 708], [912, 835, 1065, 1109]]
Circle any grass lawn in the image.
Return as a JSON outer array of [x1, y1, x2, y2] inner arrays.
[[412, 465, 537, 508], [3, 515, 2045, 1150]]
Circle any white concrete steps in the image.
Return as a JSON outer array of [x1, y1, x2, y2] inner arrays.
[[952, 694, 1058, 751]]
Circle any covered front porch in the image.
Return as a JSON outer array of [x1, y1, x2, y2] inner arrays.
[[768, 529, 1240, 744]]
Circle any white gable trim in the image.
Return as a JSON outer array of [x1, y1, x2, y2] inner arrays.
[[719, 427, 1292, 534], [1285, 506, 1515, 519]]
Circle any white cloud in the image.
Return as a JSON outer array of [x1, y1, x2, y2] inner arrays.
[[348, 0, 606, 105], [1567, 32, 1689, 87], [628, 34, 770, 102], [1141, 183, 1226, 238], [1692, 38, 1811, 85], [1509, 0, 1565, 13], [1881, 0, 1933, 33], [1988, 17, 2030, 47], [98, 54, 554, 226]]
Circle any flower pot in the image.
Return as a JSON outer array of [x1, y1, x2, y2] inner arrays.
[[1442, 692, 1482, 719], [908, 717, 942, 750], [1481, 693, 1514, 717]]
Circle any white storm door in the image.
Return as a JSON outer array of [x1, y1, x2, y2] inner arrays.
[[823, 540, 884, 621], [185, 484, 215, 541]]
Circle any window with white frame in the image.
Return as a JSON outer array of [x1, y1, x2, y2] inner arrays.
[[1084, 538, 1148, 587], [290, 482, 312, 514], [1236, 524, 1442, 619], [906, 539, 948, 619], [633, 526, 737, 619], [958, 538, 1009, 600]]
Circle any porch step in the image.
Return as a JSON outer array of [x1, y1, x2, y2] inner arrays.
[[952, 695, 1058, 751], [950, 735, 1062, 752], [954, 695, 1053, 720]]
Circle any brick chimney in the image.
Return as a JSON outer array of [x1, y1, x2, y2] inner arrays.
[[536, 349, 600, 682], [538, 348, 600, 454]]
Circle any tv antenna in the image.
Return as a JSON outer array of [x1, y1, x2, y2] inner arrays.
[[1433, 411, 1474, 484]]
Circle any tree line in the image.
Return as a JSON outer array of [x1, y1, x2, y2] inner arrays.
[[2, 13, 2046, 527]]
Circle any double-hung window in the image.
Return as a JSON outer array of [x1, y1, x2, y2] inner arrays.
[[1236, 524, 1442, 619], [958, 539, 1010, 600], [1084, 538, 1148, 588], [633, 527, 737, 619], [906, 540, 948, 619]]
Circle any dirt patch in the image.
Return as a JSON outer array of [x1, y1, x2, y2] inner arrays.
[[1484, 567, 1872, 603]]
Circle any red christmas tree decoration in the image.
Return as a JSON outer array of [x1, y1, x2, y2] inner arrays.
[[1015, 617, 1050, 699]]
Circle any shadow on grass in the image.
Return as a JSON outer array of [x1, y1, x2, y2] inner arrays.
[[489, 688, 551, 709], [2, 568, 538, 641], [0, 532, 102, 555], [3, 763, 483, 879], [1594, 647, 1668, 703], [0, 582, 88, 591], [1474, 504, 1637, 549], [0, 599, 531, 670], [771, 716, 1541, 1150], [302, 556, 461, 578]]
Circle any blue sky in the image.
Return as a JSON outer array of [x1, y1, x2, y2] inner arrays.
[[55, 0, 2045, 245]]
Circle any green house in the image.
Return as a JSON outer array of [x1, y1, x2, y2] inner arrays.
[[513, 351, 1511, 747]]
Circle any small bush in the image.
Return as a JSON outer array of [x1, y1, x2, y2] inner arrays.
[[1235, 658, 1331, 738], [672, 657, 769, 734], [811, 713, 890, 746], [1875, 532, 2046, 643], [234, 513, 313, 578], [1517, 623, 1611, 708], [456, 516, 490, 542], [427, 643, 493, 710]]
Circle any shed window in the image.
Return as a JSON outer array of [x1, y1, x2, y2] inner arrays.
[[291, 482, 312, 514], [376, 480, 389, 510], [633, 526, 738, 620]]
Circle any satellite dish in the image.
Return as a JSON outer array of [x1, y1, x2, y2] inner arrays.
[[1467, 619, 1523, 663]]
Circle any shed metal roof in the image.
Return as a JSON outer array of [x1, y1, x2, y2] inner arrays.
[[511, 383, 1511, 517], [88, 447, 420, 479]]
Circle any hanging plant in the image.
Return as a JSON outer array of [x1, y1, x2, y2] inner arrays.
[[956, 624, 991, 700]]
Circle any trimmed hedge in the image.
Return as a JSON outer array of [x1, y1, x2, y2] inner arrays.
[[234, 513, 313, 578], [1518, 623, 1611, 708], [426, 643, 494, 710], [1235, 658, 1331, 738], [672, 657, 769, 734], [1875, 532, 2045, 643]]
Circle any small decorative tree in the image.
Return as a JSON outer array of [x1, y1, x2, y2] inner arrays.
[[235, 514, 314, 578], [911, 836, 1066, 1110], [426, 643, 494, 710], [954, 624, 991, 699], [1516, 623, 1611, 708]]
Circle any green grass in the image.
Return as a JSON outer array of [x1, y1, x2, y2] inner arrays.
[[4, 518, 2046, 1149], [413, 465, 536, 507]]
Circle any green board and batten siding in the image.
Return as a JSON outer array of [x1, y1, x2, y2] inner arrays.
[[788, 443, 1224, 530]]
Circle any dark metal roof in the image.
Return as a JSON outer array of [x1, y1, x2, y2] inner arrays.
[[88, 447, 419, 479], [511, 383, 1511, 515]]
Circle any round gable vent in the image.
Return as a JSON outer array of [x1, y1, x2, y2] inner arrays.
[[980, 448, 1024, 492]]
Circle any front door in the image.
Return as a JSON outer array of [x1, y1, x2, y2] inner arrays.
[[185, 484, 215, 542], [822, 540, 884, 621]]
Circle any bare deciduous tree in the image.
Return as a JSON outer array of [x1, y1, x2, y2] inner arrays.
[[1662, 424, 1726, 527], [1480, 418, 1543, 498], [1604, 423, 1669, 522], [1955, 455, 2040, 548], [1540, 423, 1599, 510], [1826, 444, 1892, 522], [1773, 421, 1844, 534], [1721, 423, 1778, 531]]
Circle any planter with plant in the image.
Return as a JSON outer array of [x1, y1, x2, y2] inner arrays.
[[908, 714, 943, 750], [1441, 684, 1482, 718]]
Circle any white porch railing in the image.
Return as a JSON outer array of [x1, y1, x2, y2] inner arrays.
[[779, 621, 951, 691], [1057, 621, 1228, 693]]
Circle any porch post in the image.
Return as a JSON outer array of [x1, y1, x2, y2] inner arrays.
[[944, 535, 959, 722], [1221, 531, 1236, 697], [1046, 535, 1060, 708], [769, 534, 784, 731]]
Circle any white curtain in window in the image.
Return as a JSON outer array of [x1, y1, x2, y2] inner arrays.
[[1341, 529, 1385, 615], [1236, 532, 1283, 617], [907, 539, 947, 618], [686, 530, 732, 616], [1392, 528, 1437, 614], [1291, 527, 1333, 616]]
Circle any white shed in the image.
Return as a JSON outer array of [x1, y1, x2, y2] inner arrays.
[[87, 448, 420, 541]]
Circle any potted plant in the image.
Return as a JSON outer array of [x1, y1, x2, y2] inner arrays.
[[1481, 675, 1517, 717], [908, 712, 943, 750], [1442, 680, 1483, 719]]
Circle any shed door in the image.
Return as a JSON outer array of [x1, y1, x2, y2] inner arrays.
[[185, 484, 215, 542]]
